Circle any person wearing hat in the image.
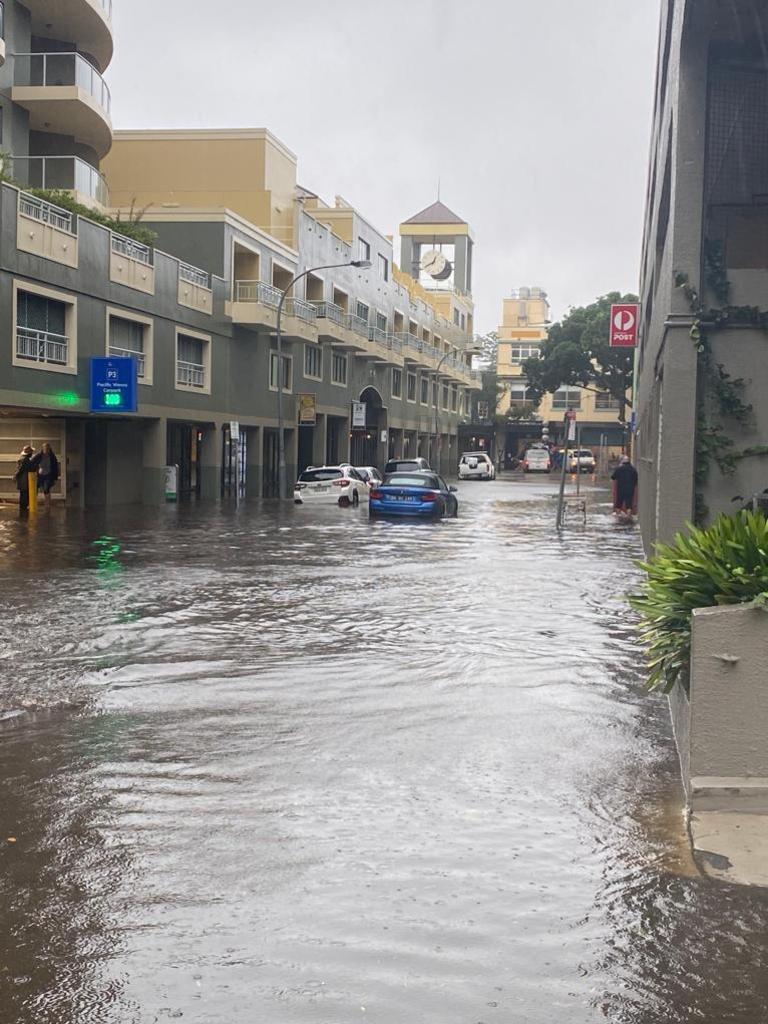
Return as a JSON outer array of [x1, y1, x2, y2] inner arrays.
[[13, 445, 41, 512], [611, 454, 638, 516]]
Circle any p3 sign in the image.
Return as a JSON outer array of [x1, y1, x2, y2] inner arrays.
[[610, 304, 640, 348]]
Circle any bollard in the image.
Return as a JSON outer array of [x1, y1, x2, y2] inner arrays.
[[28, 471, 38, 514]]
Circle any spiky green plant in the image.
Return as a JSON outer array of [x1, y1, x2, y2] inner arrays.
[[630, 511, 768, 693]]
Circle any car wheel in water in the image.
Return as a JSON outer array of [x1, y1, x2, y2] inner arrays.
[[339, 495, 350, 507], [352, 490, 359, 507]]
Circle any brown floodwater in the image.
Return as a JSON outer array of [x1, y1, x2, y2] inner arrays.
[[1, 479, 768, 1023]]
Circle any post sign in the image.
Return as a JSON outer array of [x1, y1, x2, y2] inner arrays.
[[298, 394, 317, 425], [610, 304, 640, 348], [352, 402, 367, 428], [90, 356, 138, 413], [565, 407, 577, 441]]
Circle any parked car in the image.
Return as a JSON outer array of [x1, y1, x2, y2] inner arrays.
[[522, 448, 552, 473], [294, 466, 369, 506], [458, 451, 495, 481], [369, 471, 459, 519], [354, 466, 384, 488], [566, 448, 596, 473], [383, 457, 431, 474]]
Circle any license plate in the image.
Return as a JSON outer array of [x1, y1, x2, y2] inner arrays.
[[394, 495, 417, 502], [310, 485, 326, 492]]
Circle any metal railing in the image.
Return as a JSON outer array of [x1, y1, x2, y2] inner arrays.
[[0, 2, 4, 42], [18, 192, 75, 233], [177, 360, 205, 388], [234, 280, 281, 307], [16, 327, 68, 365], [11, 156, 108, 207], [344, 313, 369, 337], [395, 332, 422, 352], [13, 52, 112, 114], [111, 233, 152, 265], [368, 326, 389, 346], [108, 346, 145, 378], [283, 296, 317, 323], [311, 301, 345, 326], [179, 262, 210, 288]]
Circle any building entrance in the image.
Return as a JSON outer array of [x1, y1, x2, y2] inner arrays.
[[167, 423, 201, 499]]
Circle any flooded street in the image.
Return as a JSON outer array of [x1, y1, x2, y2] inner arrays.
[[3, 478, 768, 1023]]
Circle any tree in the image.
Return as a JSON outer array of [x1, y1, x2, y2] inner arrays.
[[522, 292, 638, 421], [473, 370, 506, 422], [475, 331, 499, 371]]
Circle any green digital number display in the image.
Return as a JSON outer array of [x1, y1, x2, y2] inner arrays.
[[104, 392, 123, 407]]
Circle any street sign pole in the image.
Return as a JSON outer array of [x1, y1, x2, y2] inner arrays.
[[556, 409, 577, 530]]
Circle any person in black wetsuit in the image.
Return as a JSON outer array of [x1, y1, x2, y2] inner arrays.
[[611, 455, 638, 515]]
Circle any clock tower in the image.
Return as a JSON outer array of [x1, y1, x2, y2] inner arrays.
[[399, 200, 474, 298]]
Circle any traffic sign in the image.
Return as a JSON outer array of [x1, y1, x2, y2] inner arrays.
[[90, 357, 138, 413], [610, 304, 640, 348]]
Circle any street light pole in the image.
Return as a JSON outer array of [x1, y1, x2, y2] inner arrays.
[[275, 258, 371, 499], [432, 350, 450, 473]]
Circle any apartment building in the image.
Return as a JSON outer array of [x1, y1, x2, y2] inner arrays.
[[496, 288, 626, 456], [636, 0, 768, 549], [0, 3, 479, 506]]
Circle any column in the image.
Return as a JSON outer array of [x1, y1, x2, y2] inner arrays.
[[313, 414, 327, 467], [199, 421, 223, 501], [245, 425, 262, 498], [141, 417, 167, 505]]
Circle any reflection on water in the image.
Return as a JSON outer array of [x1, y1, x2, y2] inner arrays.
[[1, 481, 768, 1023]]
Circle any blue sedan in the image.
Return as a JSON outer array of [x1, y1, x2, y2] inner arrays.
[[369, 472, 459, 519]]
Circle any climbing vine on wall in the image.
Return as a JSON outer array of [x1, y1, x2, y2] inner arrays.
[[674, 267, 768, 523]]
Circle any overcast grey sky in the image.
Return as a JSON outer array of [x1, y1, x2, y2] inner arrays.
[[110, 0, 660, 333]]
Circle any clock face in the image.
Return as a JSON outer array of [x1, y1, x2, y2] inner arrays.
[[420, 249, 448, 278]]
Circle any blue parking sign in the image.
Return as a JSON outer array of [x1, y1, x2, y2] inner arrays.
[[90, 356, 138, 413]]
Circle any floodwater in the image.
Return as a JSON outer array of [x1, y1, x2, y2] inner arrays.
[[2, 478, 768, 1024]]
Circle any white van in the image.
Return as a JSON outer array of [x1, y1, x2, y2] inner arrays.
[[458, 452, 495, 480], [523, 448, 552, 473]]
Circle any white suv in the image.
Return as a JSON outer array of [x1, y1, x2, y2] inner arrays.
[[458, 452, 495, 480], [566, 449, 596, 473]]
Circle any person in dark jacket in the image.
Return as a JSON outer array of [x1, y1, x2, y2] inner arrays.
[[611, 455, 638, 515], [14, 446, 41, 512], [37, 442, 60, 509]]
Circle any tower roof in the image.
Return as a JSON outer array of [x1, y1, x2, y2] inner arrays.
[[403, 200, 467, 226]]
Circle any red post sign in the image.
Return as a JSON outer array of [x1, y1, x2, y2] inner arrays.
[[610, 303, 640, 348]]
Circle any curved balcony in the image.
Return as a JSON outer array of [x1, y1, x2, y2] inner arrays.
[[10, 155, 109, 208], [20, 0, 113, 72], [12, 52, 112, 159]]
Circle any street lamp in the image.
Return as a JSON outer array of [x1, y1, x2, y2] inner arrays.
[[275, 258, 372, 499], [432, 350, 451, 472]]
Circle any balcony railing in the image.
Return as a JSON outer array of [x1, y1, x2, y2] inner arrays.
[[108, 346, 145, 378], [177, 360, 205, 388], [344, 314, 369, 337], [179, 262, 209, 288], [16, 327, 68, 365], [14, 52, 112, 115], [111, 233, 152, 265], [0, 2, 5, 42], [368, 326, 389, 346], [283, 296, 317, 324], [311, 301, 345, 326], [234, 280, 281, 307], [18, 192, 75, 233], [11, 156, 108, 207], [395, 332, 421, 352]]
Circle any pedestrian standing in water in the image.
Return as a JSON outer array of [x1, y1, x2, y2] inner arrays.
[[611, 455, 639, 516], [37, 442, 60, 509], [13, 446, 41, 513]]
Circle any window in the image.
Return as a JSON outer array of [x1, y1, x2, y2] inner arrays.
[[378, 254, 389, 281], [420, 376, 429, 404], [269, 351, 292, 392], [391, 368, 402, 398], [14, 282, 76, 374], [509, 384, 529, 403], [595, 391, 621, 411], [432, 381, 438, 407], [176, 330, 211, 392], [441, 383, 449, 410], [552, 388, 582, 410], [108, 312, 152, 382], [304, 344, 322, 380], [450, 384, 458, 412], [332, 351, 347, 385], [358, 237, 370, 262], [460, 313, 466, 330], [453, 308, 460, 325], [375, 311, 388, 333], [356, 300, 370, 324], [510, 344, 540, 364], [407, 372, 417, 402]]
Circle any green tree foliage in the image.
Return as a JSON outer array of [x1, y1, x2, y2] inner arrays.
[[476, 331, 499, 371], [522, 292, 637, 420], [630, 511, 768, 693]]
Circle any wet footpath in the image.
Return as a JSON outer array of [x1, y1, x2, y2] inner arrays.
[[2, 479, 768, 1024]]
